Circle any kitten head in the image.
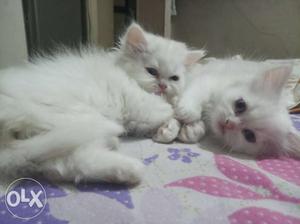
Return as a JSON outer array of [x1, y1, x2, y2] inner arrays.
[[209, 66, 300, 157], [118, 23, 205, 104]]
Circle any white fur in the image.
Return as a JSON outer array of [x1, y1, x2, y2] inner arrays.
[[153, 118, 181, 143], [0, 23, 199, 184], [177, 58, 300, 157]]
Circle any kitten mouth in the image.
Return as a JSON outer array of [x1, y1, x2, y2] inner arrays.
[[218, 122, 225, 135], [154, 90, 165, 96], [154, 91, 162, 96]]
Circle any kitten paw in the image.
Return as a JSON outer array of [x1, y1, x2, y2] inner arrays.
[[153, 118, 180, 143], [175, 101, 201, 123], [105, 159, 144, 185], [178, 120, 206, 143]]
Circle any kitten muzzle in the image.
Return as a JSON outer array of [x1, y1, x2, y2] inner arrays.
[[219, 119, 237, 134], [154, 83, 167, 96]]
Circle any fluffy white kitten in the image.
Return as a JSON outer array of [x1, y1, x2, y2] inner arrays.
[[176, 58, 300, 157], [0, 23, 203, 184], [116, 25, 206, 143]]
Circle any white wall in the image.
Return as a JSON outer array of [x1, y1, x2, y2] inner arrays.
[[0, 0, 28, 69], [172, 0, 300, 59]]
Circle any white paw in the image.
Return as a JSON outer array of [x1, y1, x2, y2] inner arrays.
[[152, 118, 180, 143], [175, 101, 201, 123], [178, 120, 206, 143], [107, 159, 144, 185]]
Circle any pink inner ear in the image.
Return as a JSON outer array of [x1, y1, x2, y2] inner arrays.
[[262, 66, 292, 91], [252, 66, 292, 98], [126, 25, 147, 52], [184, 51, 206, 66]]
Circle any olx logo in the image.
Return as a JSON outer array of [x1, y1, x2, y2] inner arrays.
[[5, 178, 47, 219]]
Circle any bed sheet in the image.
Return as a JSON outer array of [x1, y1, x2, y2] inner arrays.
[[0, 115, 299, 224]]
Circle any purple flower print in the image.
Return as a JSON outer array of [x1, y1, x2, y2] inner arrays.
[[0, 200, 69, 224], [143, 154, 159, 165], [49, 188, 184, 224], [0, 178, 68, 224], [290, 115, 300, 131], [167, 148, 200, 163]]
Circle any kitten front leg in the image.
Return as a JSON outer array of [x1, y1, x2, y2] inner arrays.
[[175, 87, 208, 143], [175, 80, 210, 123], [125, 88, 173, 135], [176, 98, 202, 123]]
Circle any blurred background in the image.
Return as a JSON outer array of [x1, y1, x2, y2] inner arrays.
[[1, 0, 300, 69]]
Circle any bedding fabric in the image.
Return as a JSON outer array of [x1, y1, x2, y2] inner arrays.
[[0, 115, 299, 224]]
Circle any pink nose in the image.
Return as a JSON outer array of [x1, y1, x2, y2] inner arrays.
[[159, 83, 167, 91], [224, 119, 236, 130]]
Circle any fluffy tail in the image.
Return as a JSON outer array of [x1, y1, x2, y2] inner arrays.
[[0, 116, 124, 175]]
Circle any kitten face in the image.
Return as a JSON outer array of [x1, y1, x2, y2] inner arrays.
[[210, 85, 288, 155], [208, 66, 300, 157], [130, 36, 187, 102], [118, 23, 205, 104]]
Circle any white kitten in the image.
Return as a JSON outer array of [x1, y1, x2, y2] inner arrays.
[[0, 23, 203, 184], [176, 58, 300, 157], [115, 24, 205, 143]]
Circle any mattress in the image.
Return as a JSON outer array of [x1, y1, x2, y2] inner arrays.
[[0, 60, 300, 224]]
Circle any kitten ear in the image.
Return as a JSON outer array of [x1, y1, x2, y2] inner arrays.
[[123, 23, 147, 54], [252, 66, 292, 98], [286, 131, 300, 158], [184, 50, 206, 66]]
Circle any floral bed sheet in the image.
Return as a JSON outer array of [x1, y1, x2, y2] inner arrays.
[[0, 115, 299, 224]]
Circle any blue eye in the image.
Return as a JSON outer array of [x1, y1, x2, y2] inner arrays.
[[145, 67, 158, 76], [169, 75, 179, 81], [242, 129, 256, 143], [234, 98, 247, 114]]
